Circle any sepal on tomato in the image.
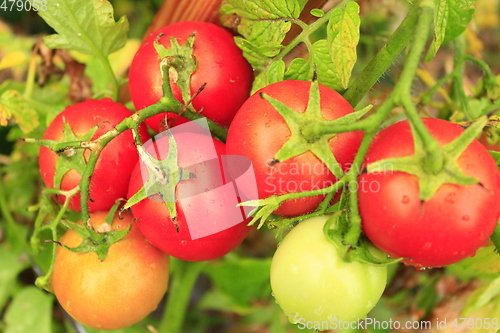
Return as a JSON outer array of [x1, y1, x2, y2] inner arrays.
[[260, 80, 367, 179], [48, 219, 130, 262], [322, 211, 399, 266], [154, 34, 197, 109], [366, 117, 488, 201]]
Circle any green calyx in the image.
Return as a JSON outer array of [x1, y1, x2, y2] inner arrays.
[[55, 219, 130, 261], [367, 117, 488, 201], [261, 80, 367, 178], [323, 210, 399, 266], [124, 132, 195, 226], [154, 34, 198, 107]]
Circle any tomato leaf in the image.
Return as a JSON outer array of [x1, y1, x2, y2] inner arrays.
[[448, 245, 500, 279], [252, 60, 285, 94], [4, 286, 53, 333], [426, 0, 476, 62], [0, 248, 30, 311], [34, 0, 128, 57], [219, 0, 303, 70], [202, 255, 271, 308], [0, 90, 40, 133], [322, 1, 360, 91], [284, 2, 360, 92], [462, 274, 500, 317]]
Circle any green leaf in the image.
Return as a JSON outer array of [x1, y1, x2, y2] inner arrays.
[[35, 0, 129, 57], [448, 246, 500, 279], [426, 0, 475, 61], [283, 2, 360, 92], [203, 255, 271, 307], [220, 0, 303, 70], [4, 286, 53, 333], [252, 60, 285, 93], [310, 8, 325, 18], [0, 90, 40, 133], [0, 248, 29, 310], [323, 1, 360, 91], [462, 275, 500, 317]]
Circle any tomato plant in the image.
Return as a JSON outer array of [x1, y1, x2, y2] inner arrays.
[[51, 211, 170, 330], [226, 80, 363, 217], [2, 0, 500, 332], [128, 21, 254, 132], [358, 118, 500, 268], [127, 130, 251, 261], [270, 215, 387, 323], [38, 98, 149, 212]]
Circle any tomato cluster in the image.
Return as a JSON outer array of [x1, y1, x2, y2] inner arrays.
[[35, 17, 500, 331], [38, 21, 255, 329]]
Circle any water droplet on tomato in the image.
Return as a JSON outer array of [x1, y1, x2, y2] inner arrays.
[[314, 306, 324, 315], [210, 199, 215, 203], [285, 312, 300, 324], [265, 122, 270, 127], [401, 195, 410, 204]]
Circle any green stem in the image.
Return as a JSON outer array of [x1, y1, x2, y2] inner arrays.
[[96, 52, 120, 101], [343, 0, 421, 107], [393, 4, 443, 173], [449, 36, 470, 119], [159, 259, 205, 333]]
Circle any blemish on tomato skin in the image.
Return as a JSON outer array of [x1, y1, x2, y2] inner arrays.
[[462, 215, 470, 221], [401, 195, 410, 204], [445, 193, 457, 204]]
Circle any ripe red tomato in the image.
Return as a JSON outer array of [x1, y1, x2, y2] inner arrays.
[[128, 21, 253, 132], [127, 131, 251, 261], [225, 80, 363, 217], [38, 98, 149, 212], [358, 118, 500, 268], [51, 211, 170, 330]]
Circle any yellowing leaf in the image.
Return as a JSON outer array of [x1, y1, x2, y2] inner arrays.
[[0, 90, 40, 133], [0, 51, 27, 70]]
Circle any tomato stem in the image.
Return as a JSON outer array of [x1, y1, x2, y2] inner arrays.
[[159, 259, 206, 333], [343, 1, 421, 107]]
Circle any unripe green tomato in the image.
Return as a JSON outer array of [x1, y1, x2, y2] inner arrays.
[[270, 215, 387, 324]]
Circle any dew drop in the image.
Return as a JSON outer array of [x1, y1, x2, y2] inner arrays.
[[314, 306, 324, 316], [286, 312, 300, 324], [210, 199, 215, 203], [401, 195, 410, 204], [265, 122, 270, 128]]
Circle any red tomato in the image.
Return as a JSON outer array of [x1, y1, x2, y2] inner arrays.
[[128, 21, 253, 132], [51, 211, 170, 330], [127, 131, 251, 261], [358, 118, 500, 268], [225, 80, 363, 217], [38, 98, 149, 212]]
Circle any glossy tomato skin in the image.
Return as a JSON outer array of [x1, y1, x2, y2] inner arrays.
[[127, 131, 251, 261], [359, 118, 500, 268], [128, 21, 253, 132], [38, 99, 149, 212], [51, 211, 170, 330], [226, 80, 363, 217], [271, 216, 387, 324]]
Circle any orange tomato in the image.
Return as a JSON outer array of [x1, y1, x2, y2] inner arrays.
[[51, 211, 169, 330]]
